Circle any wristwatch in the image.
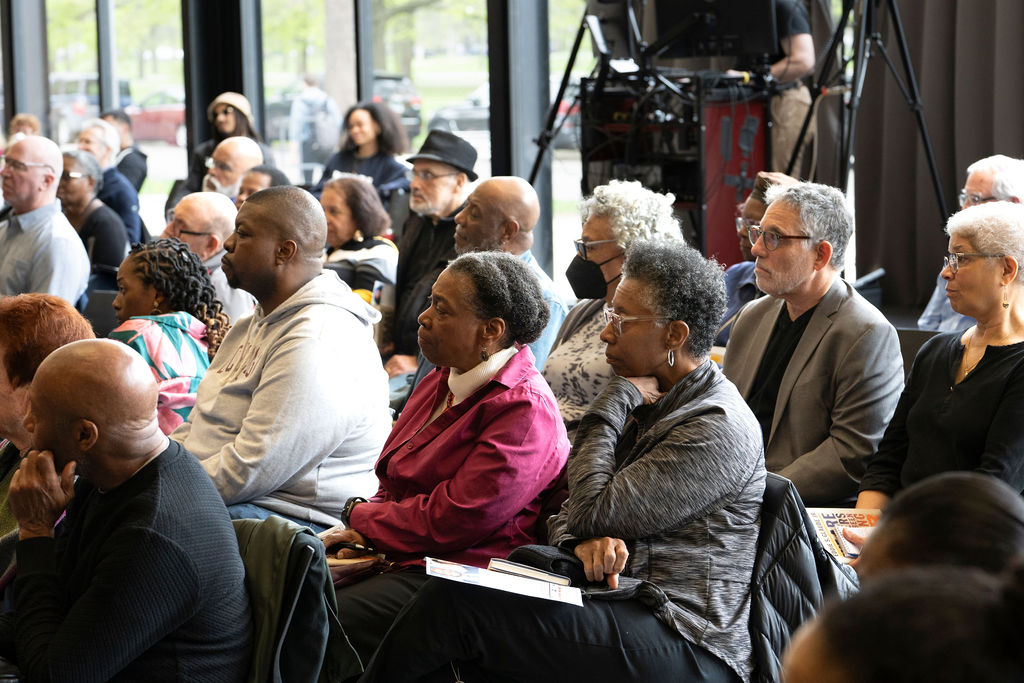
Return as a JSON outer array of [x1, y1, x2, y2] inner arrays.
[[341, 496, 367, 527]]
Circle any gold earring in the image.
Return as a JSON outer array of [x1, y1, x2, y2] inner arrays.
[[1003, 285, 1010, 309]]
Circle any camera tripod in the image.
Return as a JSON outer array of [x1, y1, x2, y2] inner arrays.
[[788, 0, 949, 220]]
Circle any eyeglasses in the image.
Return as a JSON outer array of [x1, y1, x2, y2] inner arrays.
[[958, 190, 999, 208], [748, 225, 814, 251], [573, 238, 618, 260], [405, 169, 459, 182], [210, 106, 234, 120], [0, 156, 55, 174], [205, 157, 232, 173], [59, 171, 84, 183], [943, 251, 1004, 274], [735, 217, 757, 234], [602, 305, 670, 336]]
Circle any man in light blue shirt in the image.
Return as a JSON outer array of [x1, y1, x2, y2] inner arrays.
[[454, 176, 568, 369], [918, 154, 1024, 332], [0, 136, 90, 305]]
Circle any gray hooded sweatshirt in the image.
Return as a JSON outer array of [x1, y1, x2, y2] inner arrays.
[[172, 271, 391, 526]]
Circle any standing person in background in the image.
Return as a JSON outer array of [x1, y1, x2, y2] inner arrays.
[[57, 150, 128, 291], [289, 74, 342, 185], [313, 101, 410, 202], [101, 109, 148, 192], [77, 118, 142, 243]]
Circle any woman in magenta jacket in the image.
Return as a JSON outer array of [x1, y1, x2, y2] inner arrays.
[[319, 251, 570, 667]]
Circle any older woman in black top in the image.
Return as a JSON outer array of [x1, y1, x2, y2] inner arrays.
[[356, 240, 767, 683], [57, 150, 128, 290], [858, 202, 1024, 509]]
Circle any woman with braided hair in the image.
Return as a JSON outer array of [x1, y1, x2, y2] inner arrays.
[[110, 238, 230, 434]]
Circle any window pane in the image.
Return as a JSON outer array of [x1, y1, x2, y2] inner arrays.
[[46, 0, 98, 144], [549, 0, 597, 299], [113, 0, 186, 233]]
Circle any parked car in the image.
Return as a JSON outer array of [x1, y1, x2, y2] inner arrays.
[[371, 72, 422, 141], [49, 72, 131, 144], [264, 72, 423, 144], [426, 77, 581, 150], [127, 88, 186, 147]]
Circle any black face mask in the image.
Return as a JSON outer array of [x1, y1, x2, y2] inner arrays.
[[565, 254, 620, 300]]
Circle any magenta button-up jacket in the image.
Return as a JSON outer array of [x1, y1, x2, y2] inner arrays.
[[349, 346, 570, 568]]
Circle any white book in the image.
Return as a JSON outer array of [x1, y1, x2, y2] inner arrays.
[[425, 557, 583, 607]]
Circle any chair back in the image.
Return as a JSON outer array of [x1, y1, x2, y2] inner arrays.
[[82, 289, 119, 337], [896, 327, 939, 379]]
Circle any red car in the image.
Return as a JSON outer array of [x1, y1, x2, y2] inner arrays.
[[127, 88, 186, 147]]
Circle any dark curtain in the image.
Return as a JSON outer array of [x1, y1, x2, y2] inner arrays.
[[853, 0, 1024, 307]]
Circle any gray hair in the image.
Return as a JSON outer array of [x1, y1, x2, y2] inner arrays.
[[765, 181, 853, 268], [446, 251, 548, 347], [966, 155, 1024, 202], [622, 239, 726, 360], [946, 202, 1024, 284], [79, 117, 120, 154], [62, 149, 104, 194], [579, 180, 682, 249]]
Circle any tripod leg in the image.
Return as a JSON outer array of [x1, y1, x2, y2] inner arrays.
[[883, 0, 950, 219]]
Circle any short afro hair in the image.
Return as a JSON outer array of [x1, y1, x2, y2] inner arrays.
[[446, 251, 549, 347], [622, 240, 726, 359]]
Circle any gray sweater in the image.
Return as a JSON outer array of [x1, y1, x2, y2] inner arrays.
[[548, 361, 766, 681]]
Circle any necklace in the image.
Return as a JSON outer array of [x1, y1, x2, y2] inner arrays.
[[957, 329, 985, 382]]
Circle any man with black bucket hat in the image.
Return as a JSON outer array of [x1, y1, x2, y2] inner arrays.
[[382, 130, 478, 384]]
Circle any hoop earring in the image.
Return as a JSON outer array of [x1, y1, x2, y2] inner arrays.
[[667, 349, 675, 367]]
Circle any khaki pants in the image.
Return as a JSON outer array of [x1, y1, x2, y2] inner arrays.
[[771, 84, 814, 174]]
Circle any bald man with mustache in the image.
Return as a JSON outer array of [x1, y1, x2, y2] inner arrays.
[[2, 339, 251, 681]]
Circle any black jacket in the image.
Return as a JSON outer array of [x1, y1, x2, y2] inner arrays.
[[748, 473, 859, 683]]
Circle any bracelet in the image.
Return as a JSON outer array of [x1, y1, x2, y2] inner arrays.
[[340, 496, 367, 527]]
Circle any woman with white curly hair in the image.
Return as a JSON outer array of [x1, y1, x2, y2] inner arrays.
[[858, 201, 1024, 509], [543, 180, 682, 437]]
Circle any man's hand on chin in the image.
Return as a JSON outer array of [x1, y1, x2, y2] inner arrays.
[[10, 450, 76, 540]]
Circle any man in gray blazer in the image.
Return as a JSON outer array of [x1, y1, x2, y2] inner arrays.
[[723, 182, 903, 505]]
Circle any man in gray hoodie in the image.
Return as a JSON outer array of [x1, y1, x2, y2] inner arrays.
[[171, 186, 391, 530]]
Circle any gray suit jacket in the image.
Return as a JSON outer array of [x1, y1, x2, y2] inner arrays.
[[723, 277, 903, 505]]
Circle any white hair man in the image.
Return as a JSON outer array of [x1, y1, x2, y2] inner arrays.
[[202, 136, 264, 198], [723, 182, 904, 506], [76, 117, 142, 242], [918, 154, 1024, 332], [0, 136, 90, 304]]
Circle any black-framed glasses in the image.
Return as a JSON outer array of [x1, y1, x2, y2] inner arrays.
[[405, 169, 459, 181], [958, 190, 999, 208], [573, 238, 618, 260], [748, 225, 814, 251], [210, 105, 235, 120], [0, 156, 54, 174], [602, 305, 670, 336], [943, 251, 1004, 274]]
